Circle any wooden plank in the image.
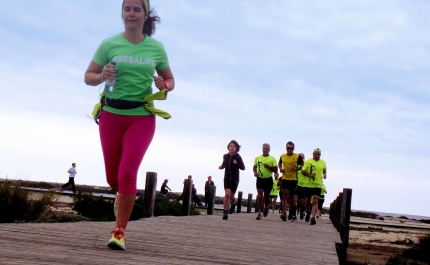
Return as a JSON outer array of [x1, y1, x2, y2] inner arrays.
[[0, 214, 340, 265]]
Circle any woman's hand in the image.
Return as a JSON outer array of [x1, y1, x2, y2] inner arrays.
[[101, 63, 117, 82], [153, 75, 166, 90]]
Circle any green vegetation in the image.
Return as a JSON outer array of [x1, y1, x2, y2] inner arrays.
[[0, 182, 57, 223]]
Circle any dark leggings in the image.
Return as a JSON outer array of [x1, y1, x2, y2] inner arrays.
[[62, 177, 75, 193]]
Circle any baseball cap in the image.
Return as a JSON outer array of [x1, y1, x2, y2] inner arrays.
[[313, 148, 321, 153]]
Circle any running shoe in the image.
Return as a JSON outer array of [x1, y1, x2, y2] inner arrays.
[[300, 211, 305, 220], [256, 213, 262, 220], [228, 203, 237, 214], [288, 211, 293, 221], [310, 218, 316, 225], [291, 216, 297, 222], [280, 212, 287, 221], [222, 211, 228, 220], [305, 211, 311, 222], [263, 207, 269, 217], [107, 228, 126, 250], [272, 210, 275, 214]]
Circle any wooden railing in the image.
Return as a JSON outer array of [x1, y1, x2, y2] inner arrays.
[[329, 188, 352, 265]]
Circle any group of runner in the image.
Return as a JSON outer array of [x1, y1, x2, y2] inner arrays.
[[221, 140, 327, 225]]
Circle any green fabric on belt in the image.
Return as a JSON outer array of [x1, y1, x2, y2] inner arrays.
[[91, 89, 171, 124]]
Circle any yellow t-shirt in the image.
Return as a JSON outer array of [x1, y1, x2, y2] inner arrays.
[[279, 153, 300, 180], [302, 158, 326, 188]]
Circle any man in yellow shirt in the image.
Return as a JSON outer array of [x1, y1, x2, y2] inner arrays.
[[278, 141, 303, 222], [301, 148, 327, 225], [253, 143, 278, 220]]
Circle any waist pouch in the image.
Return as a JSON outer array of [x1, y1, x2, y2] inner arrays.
[[91, 89, 171, 124]]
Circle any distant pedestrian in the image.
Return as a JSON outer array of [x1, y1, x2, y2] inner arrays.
[[301, 148, 327, 225], [204, 176, 215, 207], [270, 173, 280, 214], [61, 163, 77, 193], [192, 184, 203, 207], [295, 153, 309, 221], [219, 140, 245, 220], [177, 175, 192, 201], [253, 143, 278, 220], [317, 183, 327, 218], [160, 179, 171, 197]]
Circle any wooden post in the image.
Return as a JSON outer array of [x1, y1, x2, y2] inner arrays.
[[143, 172, 157, 218], [340, 188, 352, 248], [337, 192, 343, 232], [207, 185, 216, 215], [236, 191, 243, 213], [247, 193, 252, 213], [181, 179, 192, 216]]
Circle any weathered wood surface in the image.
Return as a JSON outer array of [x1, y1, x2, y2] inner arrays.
[[0, 214, 340, 265]]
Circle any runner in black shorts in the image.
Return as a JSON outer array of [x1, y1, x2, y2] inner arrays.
[[253, 143, 278, 220], [219, 140, 245, 220], [278, 141, 303, 222]]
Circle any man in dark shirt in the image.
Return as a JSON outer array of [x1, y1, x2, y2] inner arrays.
[[204, 176, 215, 207]]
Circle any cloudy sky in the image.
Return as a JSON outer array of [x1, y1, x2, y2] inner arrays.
[[1, 1, 429, 217]]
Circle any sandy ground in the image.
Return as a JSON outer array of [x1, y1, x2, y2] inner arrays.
[[347, 216, 430, 264]]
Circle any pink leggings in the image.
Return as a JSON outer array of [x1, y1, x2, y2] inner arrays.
[[99, 110, 155, 194]]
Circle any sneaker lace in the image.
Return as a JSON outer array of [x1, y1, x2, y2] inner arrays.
[[112, 228, 125, 240]]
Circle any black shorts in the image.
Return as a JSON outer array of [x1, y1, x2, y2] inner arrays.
[[295, 186, 307, 200], [318, 199, 325, 210], [269, 195, 278, 199], [281, 180, 297, 193], [224, 177, 239, 194], [256, 177, 273, 195], [305, 187, 322, 199]]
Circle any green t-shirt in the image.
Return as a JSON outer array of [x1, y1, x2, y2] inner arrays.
[[297, 169, 308, 188], [302, 158, 326, 188], [270, 179, 279, 196], [92, 34, 169, 116], [254, 155, 277, 178]]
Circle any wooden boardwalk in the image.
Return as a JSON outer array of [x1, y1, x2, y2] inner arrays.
[[0, 213, 341, 265]]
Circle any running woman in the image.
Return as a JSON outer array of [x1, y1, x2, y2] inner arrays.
[[84, 0, 175, 250], [219, 140, 245, 220]]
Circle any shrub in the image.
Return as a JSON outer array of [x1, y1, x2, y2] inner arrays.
[[0, 183, 57, 223], [73, 192, 115, 221], [402, 234, 430, 264]]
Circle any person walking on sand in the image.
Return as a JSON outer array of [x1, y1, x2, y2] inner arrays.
[[61, 163, 77, 193], [253, 143, 278, 220], [301, 148, 327, 225], [219, 140, 245, 220], [204, 176, 214, 207], [84, 0, 175, 251], [278, 141, 303, 222]]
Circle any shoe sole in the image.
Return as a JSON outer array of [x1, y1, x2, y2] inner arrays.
[[107, 242, 125, 250]]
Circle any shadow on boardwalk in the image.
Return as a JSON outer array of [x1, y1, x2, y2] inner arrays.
[[0, 213, 340, 265]]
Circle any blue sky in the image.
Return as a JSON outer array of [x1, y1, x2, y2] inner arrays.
[[1, 1, 429, 217]]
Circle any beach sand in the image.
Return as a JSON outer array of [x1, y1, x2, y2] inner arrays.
[[347, 216, 430, 264]]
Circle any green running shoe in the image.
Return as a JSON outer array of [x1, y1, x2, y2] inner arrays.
[[107, 228, 126, 250]]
